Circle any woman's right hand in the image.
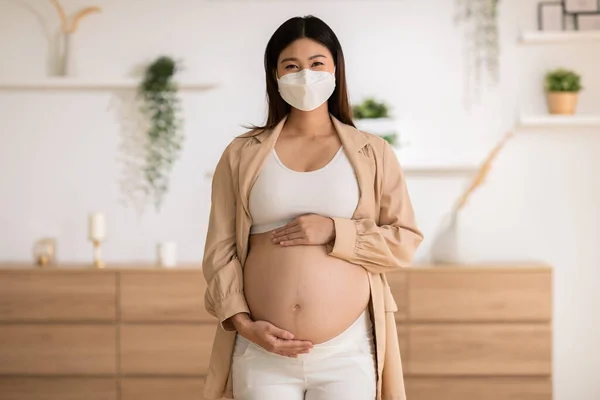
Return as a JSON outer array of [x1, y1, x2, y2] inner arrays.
[[232, 313, 313, 358]]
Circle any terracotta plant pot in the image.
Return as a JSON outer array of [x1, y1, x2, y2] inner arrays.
[[547, 92, 579, 115]]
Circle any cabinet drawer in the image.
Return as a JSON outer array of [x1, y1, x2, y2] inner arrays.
[[120, 271, 212, 322], [405, 377, 552, 400], [0, 377, 117, 400], [0, 271, 116, 321], [407, 323, 551, 375], [408, 270, 551, 322], [121, 378, 214, 400], [0, 325, 116, 374], [385, 271, 408, 321], [120, 324, 215, 374]]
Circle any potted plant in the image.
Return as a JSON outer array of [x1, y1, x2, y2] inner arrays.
[[352, 97, 398, 146], [545, 68, 583, 115], [139, 56, 184, 212]]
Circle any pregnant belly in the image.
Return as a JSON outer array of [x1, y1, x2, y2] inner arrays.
[[244, 232, 371, 344]]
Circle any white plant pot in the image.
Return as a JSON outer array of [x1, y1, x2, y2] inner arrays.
[[354, 118, 397, 137], [157, 241, 177, 268], [430, 212, 465, 265]]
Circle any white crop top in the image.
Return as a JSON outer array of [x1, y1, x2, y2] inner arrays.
[[249, 147, 359, 234]]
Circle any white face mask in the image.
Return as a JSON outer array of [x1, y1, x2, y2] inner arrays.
[[277, 68, 336, 112]]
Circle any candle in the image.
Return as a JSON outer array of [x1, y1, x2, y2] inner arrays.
[[88, 212, 106, 241], [157, 241, 177, 268]]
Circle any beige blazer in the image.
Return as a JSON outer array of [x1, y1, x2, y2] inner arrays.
[[202, 115, 423, 400]]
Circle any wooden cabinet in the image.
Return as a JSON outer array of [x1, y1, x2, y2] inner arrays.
[[119, 271, 211, 322], [407, 269, 552, 322], [400, 265, 553, 400], [0, 324, 116, 375], [120, 324, 214, 375], [405, 377, 552, 400], [407, 323, 552, 375], [0, 264, 551, 400], [0, 270, 116, 321], [0, 378, 117, 400], [121, 378, 207, 400]]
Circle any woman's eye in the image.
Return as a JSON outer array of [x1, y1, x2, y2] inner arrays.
[[312, 62, 324, 67], [285, 64, 299, 70]]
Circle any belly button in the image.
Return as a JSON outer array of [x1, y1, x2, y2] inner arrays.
[[292, 304, 301, 311]]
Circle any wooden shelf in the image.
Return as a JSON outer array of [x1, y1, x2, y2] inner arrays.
[[0, 78, 220, 91], [518, 115, 600, 129], [520, 30, 600, 44]]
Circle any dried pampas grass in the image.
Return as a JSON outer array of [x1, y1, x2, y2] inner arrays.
[[453, 131, 514, 213], [49, 0, 101, 34]]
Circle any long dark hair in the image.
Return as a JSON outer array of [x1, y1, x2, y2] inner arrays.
[[254, 16, 355, 130]]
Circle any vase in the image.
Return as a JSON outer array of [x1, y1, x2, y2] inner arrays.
[[430, 212, 463, 265], [157, 241, 177, 268], [56, 33, 76, 77], [547, 92, 578, 115]]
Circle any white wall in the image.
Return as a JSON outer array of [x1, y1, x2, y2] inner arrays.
[[0, 0, 599, 398]]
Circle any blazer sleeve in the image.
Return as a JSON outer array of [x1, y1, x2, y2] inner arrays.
[[328, 141, 423, 274], [202, 143, 250, 331]]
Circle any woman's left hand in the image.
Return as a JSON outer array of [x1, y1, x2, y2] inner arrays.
[[272, 214, 336, 246]]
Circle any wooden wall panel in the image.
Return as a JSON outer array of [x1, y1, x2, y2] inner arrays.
[[408, 269, 551, 322], [0, 378, 117, 400], [120, 324, 215, 375], [120, 271, 211, 322], [405, 377, 552, 400], [407, 323, 552, 375], [121, 378, 211, 400], [0, 271, 116, 321], [0, 325, 116, 374]]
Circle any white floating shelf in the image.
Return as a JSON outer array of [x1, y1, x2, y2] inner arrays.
[[401, 165, 479, 176], [204, 160, 478, 180], [393, 149, 479, 176], [0, 78, 220, 91], [520, 30, 600, 44], [518, 115, 600, 129]]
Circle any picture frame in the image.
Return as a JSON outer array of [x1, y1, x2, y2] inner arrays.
[[576, 13, 600, 29], [538, 2, 566, 31], [563, 0, 600, 13]]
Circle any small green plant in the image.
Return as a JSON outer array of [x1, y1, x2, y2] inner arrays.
[[545, 69, 583, 93], [380, 134, 397, 146], [139, 56, 184, 212], [352, 97, 390, 119]]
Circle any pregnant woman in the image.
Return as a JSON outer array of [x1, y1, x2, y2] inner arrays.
[[202, 15, 423, 400]]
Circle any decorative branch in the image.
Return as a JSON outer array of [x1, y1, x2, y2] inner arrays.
[[68, 7, 102, 33], [49, 0, 101, 34], [49, 0, 68, 32], [453, 130, 513, 213]]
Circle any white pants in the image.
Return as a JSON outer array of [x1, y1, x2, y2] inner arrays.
[[231, 310, 376, 400]]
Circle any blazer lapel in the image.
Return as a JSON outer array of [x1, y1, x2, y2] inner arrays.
[[238, 116, 288, 220]]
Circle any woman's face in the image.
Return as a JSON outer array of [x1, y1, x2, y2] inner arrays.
[[276, 38, 335, 79]]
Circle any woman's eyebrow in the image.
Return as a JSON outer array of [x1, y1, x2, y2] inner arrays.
[[280, 54, 327, 64]]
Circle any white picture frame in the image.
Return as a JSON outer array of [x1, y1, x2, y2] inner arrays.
[[564, 0, 600, 13], [577, 13, 600, 29], [538, 2, 565, 31]]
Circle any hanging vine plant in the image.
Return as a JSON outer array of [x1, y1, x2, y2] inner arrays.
[[455, 0, 501, 106], [138, 56, 184, 212]]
